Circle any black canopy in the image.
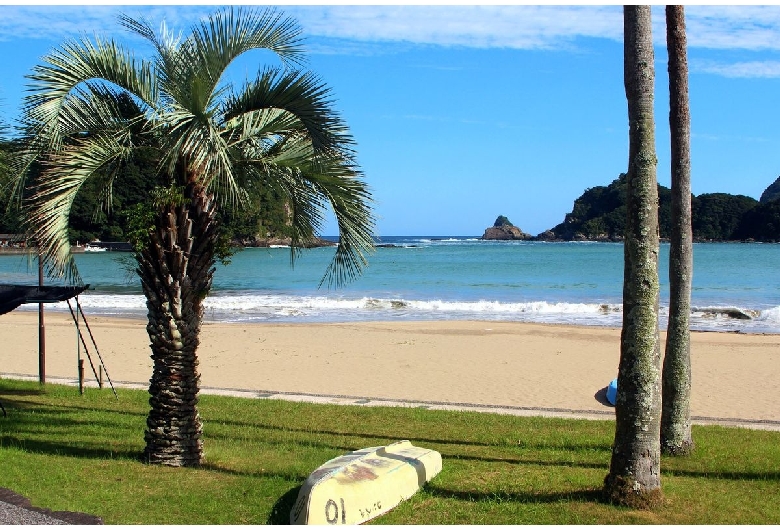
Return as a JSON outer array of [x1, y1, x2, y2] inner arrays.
[[0, 284, 90, 316]]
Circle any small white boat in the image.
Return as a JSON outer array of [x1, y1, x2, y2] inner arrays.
[[290, 440, 442, 525], [83, 244, 107, 252]]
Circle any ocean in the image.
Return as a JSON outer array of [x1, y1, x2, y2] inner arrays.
[[1, 237, 779, 333]]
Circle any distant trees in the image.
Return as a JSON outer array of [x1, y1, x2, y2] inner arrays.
[[759, 176, 780, 203], [493, 215, 514, 227], [548, 175, 776, 242], [0, 97, 298, 245], [61, 140, 297, 246], [691, 193, 758, 240], [555, 177, 628, 239], [0, 129, 23, 235], [734, 200, 780, 241]]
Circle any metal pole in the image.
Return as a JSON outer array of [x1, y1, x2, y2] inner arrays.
[[38, 251, 45, 385], [76, 296, 81, 393], [78, 359, 84, 395]]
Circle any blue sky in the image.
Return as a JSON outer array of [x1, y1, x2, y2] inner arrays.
[[1, 4, 780, 237]]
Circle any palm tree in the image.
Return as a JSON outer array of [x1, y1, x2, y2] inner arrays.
[[13, 7, 375, 466], [604, 5, 663, 508], [662, 4, 694, 456]]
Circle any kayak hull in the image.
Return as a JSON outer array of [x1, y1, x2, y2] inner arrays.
[[290, 440, 442, 525]]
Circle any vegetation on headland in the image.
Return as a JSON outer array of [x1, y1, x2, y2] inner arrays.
[[485, 174, 780, 243], [3, 130, 779, 246], [493, 215, 514, 228], [542, 173, 780, 242], [0, 379, 778, 524], [0, 133, 299, 248]]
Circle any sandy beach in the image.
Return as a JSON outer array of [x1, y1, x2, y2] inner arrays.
[[1, 310, 778, 429]]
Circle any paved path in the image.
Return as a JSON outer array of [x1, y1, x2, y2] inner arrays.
[[5, 372, 780, 432]]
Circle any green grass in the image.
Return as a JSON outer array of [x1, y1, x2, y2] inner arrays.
[[1, 378, 779, 524]]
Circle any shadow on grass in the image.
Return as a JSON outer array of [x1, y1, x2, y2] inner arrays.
[[1, 395, 145, 413], [0, 387, 46, 397], [262, 484, 608, 523], [661, 469, 780, 481], [203, 417, 611, 454], [202, 424, 612, 474], [0, 435, 141, 461], [440, 451, 608, 471], [266, 485, 301, 525], [200, 432, 370, 462], [425, 484, 606, 505], [0, 400, 145, 438], [200, 462, 307, 483]]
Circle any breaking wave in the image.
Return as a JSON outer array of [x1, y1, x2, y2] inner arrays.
[[17, 292, 780, 333]]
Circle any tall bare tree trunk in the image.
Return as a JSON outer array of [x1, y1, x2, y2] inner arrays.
[[662, 5, 694, 456], [137, 182, 219, 466], [604, 5, 663, 508]]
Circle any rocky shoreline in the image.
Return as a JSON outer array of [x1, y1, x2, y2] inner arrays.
[[231, 236, 336, 248], [481, 223, 624, 242], [480, 223, 771, 243]]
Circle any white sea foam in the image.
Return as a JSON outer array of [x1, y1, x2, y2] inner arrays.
[[757, 305, 780, 323], [16, 293, 779, 333]]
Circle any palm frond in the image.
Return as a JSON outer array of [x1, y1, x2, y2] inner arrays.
[[118, 13, 189, 115], [26, 129, 133, 282], [153, 104, 240, 207], [306, 158, 375, 289], [17, 6, 375, 291], [22, 35, 156, 148], [239, 132, 374, 287], [21, 87, 138, 282], [4, 141, 38, 210], [187, 6, 305, 102], [223, 67, 353, 155], [119, 13, 183, 68]]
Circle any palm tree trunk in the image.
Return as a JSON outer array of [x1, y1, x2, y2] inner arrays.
[[662, 4, 694, 456], [137, 182, 219, 466], [604, 5, 663, 508]]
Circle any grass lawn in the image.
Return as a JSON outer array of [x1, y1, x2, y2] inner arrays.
[[1, 378, 779, 524]]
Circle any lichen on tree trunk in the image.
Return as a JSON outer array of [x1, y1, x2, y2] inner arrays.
[[662, 4, 694, 457], [605, 5, 663, 508], [137, 182, 219, 466]]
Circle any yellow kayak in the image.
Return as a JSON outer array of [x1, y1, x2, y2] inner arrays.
[[290, 440, 442, 525]]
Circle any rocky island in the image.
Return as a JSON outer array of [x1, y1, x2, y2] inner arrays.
[[482, 216, 533, 241]]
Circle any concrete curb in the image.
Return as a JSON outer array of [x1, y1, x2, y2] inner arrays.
[[3, 372, 779, 432]]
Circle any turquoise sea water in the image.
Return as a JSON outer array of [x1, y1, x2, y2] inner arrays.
[[1, 237, 779, 333]]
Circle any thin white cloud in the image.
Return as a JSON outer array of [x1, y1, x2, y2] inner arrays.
[[692, 131, 773, 143], [0, 5, 212, 43], [694, 60, 780, 79], [288, 5, 624, 50], [2, 4, 780, 54], [684, 6, 780, 51]]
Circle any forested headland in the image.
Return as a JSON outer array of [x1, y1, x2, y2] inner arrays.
[[0, 131, 299, 248], [538, 173, 780, 242], [3, 136, 780, 244]]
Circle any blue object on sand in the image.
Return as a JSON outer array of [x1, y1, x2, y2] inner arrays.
[[606, 378, 618, 406]]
